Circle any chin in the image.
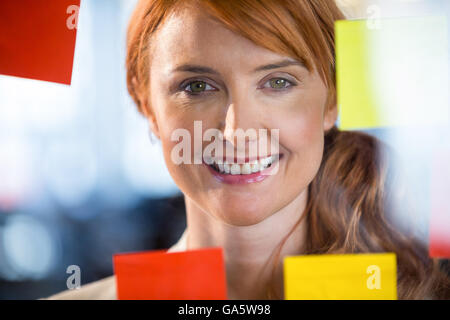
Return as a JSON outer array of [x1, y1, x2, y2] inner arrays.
[[213, 201, 273, 226]]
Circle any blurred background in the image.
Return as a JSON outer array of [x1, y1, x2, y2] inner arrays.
[[0, 0, 186, 299], [0, 0, 449, 299]]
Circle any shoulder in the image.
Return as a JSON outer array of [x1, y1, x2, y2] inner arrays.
[[44, 275, 117, 300], [42, 230, 188, 300]]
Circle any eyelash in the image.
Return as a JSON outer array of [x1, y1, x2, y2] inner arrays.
[[181, 80, 217, 96], [180, 77, 296, 96], [259, 78, 296, 90]]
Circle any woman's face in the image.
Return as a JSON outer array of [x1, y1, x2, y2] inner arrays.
[[146, 6, 336, 226]]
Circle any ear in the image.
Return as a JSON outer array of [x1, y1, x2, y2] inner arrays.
[[323, 103, 338, 131], [148, 115, 161, 140], [132, 76, 161, 139], [141, 102, 160, 140]]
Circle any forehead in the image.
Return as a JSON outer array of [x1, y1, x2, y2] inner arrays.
[[151, 5, 289, 74]]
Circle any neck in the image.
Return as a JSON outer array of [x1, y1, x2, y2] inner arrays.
[[184, 190, 308, 300]]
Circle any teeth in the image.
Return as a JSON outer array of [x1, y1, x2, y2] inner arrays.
[[230, 164, 240, 175], [251, 160, 260, 173], [208, 155, 279, 175], [241, 163, 251, 174], [260, 157, 270, 167], [217, 159, 224, 172]]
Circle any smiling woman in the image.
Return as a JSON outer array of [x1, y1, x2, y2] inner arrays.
[[47, 0, 449, 300]]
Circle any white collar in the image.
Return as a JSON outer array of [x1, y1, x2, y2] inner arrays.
[[167, 229, 187, 253]]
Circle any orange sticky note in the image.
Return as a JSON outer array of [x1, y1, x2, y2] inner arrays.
[[0, 0, 80, 85], [430, 149, 450, 258], [113, 248, 227, 300]]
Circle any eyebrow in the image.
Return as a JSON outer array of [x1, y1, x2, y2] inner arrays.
[[252, 59, 306, 72], [172, 65, 220, 75], [171, 59, 306, 75]]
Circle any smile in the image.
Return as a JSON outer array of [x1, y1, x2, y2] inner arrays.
[[204, 154, 283, 185]]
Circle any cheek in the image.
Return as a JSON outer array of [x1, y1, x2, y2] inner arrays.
[[148, 90, 194, 186], [282, 106, 324, 155], [154, 101, 220, 197], [269, 90, 327, 184], [157, 114, 196, 189], [282, 110, 324, 190]]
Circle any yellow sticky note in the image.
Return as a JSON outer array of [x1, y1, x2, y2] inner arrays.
[[336, 17, 449, 130], [284, 253, 397, 300], [335, 19, 380, 130]]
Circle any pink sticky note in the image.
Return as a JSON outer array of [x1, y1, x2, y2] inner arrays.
[[0, 0, 80, 85], [113, 248, 227, 300], [430, 150, 450, 258]]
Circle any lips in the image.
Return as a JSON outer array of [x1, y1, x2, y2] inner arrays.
[[208, 154, 279, 175], [204, 154, 283, 185]]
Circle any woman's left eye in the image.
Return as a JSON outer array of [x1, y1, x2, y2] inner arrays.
[[262, 78, 293, 90]]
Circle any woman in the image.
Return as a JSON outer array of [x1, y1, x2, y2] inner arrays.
[[48, 0, 449, 299]]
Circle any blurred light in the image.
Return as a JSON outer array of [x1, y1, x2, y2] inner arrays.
[[386, 126, 450, 243], [43, 139, 98, 209], [371, 16, 448, 127], [122, 114, 179, 197], [430, 148, 450, 258], [1, 215, 58, 280], [0, 138, 34, 210], [337, 16, 448, 130], [0, 76, 79, 135]]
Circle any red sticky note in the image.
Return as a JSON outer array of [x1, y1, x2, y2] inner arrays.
[[430, 150, 450, 258], [113, 248, 227, 300], [0, 0, 80, 85]]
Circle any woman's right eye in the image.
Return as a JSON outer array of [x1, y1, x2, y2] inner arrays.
[[183, 81, 216, 94]]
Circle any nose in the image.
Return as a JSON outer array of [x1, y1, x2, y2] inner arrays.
[[220, 92, 266, 159]]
